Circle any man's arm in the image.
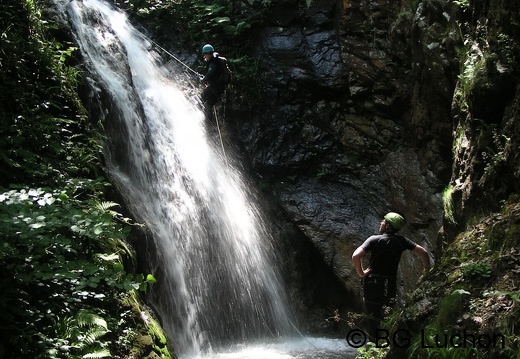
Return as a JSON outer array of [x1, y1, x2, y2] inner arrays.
[[412, 245, 431, 272], [352, 247, 370, 278], [201, 62, 217, 83]]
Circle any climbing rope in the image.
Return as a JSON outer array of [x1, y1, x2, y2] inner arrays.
[[288, 318, 321, 350], [139, 30, 201, 77], [213, 106, 229, 169], [138, 29, 230, 167]]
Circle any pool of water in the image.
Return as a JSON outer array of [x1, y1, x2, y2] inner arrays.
[[188, 337, 358, 359]]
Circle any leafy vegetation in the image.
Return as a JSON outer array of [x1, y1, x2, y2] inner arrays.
[[45, 310, 111, 358], [0, 0, 171, 357], [117, 0, 268, 51], [0, 0, 92, 186], [454, 34, 488, 112], [355, 342, 389, 359], [481, 130, 510, 178], [461, 261, 493, 281], [408, 325, 482, 359], [392, 197, 520, 359]]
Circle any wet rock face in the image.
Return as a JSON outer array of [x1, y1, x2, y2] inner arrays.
[[234, 0, 458, 310], [259, 0, 347, 99]]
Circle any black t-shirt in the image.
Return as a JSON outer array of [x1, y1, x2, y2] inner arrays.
[[361, 233, 416, 277]]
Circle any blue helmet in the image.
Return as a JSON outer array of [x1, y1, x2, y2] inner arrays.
[[202, 44, 214, 53]]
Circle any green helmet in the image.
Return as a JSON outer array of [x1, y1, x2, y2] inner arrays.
[[202, 44, 214, 53], [384, 212, 405, 231]]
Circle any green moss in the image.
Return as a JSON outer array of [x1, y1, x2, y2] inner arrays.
[[435, 289, 465, 328], [149, 318, 168, 346], [447, 268, 463, 283], [402, 200, 520, 359], [479, 196, 520, 251], [120, 292, 175, 358], [129, 334, 153, 357]]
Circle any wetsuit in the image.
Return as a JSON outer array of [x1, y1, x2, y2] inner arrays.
[[201, 56, 225, 108]]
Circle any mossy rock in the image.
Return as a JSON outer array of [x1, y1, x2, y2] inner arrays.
[[389, 200, 520, 359], [120, 292, 175, 358]]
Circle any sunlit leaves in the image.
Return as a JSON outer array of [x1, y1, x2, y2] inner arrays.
[[0, 183, 151, 356], [120, 0, 265, 54], [41, 310, 112, 358], [0, 0, 91, 187], [0, 0, 164, 357]]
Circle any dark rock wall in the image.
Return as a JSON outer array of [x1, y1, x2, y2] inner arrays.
[[233, 0, 459, 314]]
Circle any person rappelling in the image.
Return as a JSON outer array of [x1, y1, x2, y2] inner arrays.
[[199, 44, 231, 122]]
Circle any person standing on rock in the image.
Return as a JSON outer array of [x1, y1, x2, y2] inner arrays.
[[352, 212, 431, 340]]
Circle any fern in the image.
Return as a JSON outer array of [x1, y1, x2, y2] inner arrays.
[[96, 201, 120, 214], [82, 349, 111, 358], [94, 253, 120, 262], [76, 309, 108, 330], [82, 327, 110, 345], [59, 310, 111, 358], [96, 200, 142, 227]]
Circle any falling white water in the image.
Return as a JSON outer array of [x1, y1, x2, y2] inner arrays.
[[52, 1, 356, 358]]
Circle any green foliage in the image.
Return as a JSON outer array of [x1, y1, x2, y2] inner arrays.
[[482, 196, 520, 251], [453, 0, 470, 12], [453, 14, 519, 119], [122, 0, 267, 50], [0, 0, 94, 187], [0, 184, 155, 357], [461, 261, 493, 281], [408, 325, 481, 359], [355, 342, 389, 359], [407, 201, 520, 359], [457, 35, 488, 102], [481, 130, 510, 177], [42, 310, 111, 358], [0, 1, 168, 358], [434, 289, 466, 328], [495, 33, 516, 66]]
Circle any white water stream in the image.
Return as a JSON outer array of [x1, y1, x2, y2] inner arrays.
[[53, 0, 356, 358]]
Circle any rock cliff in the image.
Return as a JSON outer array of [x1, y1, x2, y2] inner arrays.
[[224, 0, 520, 329], [233, 0, 454, 313]]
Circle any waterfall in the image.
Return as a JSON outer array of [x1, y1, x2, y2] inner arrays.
[[53, 0, 295, 356]]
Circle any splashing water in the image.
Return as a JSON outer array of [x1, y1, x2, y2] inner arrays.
[[52, 0, 356, 358]]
